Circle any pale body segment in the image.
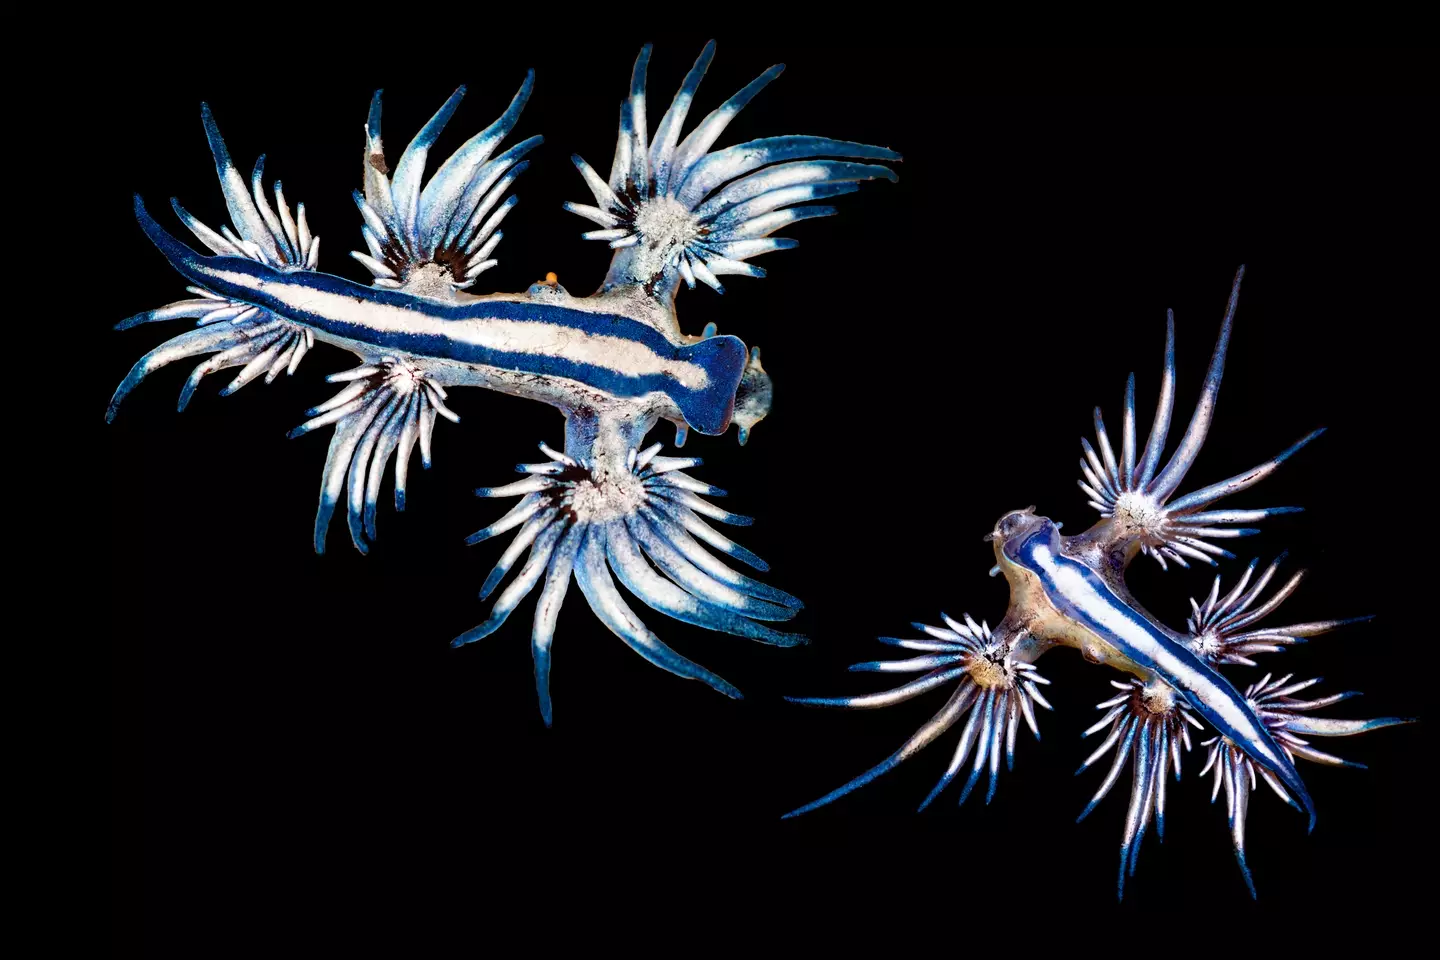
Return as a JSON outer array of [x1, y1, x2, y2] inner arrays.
[[115, 212, 749, 437], [785, 268, 1411, 899], [996, 514, 1310, 817], [106, 43, 899, 723]]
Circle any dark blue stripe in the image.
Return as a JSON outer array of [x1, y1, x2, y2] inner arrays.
[[207, 254, 682, 350], [133, 197, 747, 434], [1008, 526, 1249, 735], [1005, 522, 1313, 821]]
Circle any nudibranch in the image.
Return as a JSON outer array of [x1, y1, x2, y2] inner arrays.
[[783, 268, 1412, 898], [106, 43, 899, 724]]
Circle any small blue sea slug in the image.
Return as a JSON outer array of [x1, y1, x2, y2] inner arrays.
[[783, 269, 1414, 899], [107, 43, 900, 725]]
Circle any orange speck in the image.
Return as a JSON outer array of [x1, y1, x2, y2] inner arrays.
[[545, 272, 558, 284]]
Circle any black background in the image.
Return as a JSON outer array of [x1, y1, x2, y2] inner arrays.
[[102, 43, 1429, 947]]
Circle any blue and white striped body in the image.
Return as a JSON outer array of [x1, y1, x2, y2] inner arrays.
[[127, 202, 749, 436], [999, 514, 1316, 825]]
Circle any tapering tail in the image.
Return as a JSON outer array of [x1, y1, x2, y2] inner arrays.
[[133, 194, 286, 299], [107, 197, 311, 423]]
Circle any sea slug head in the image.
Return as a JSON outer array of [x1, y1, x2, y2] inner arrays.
[[730, 347, 771, 446], [985, 506, 1044, 547], [986, 507, 1061, 571]]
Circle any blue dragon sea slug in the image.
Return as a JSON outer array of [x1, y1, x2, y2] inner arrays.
[[107, 43, 899, 724], [783, 268, 1413, 899]]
